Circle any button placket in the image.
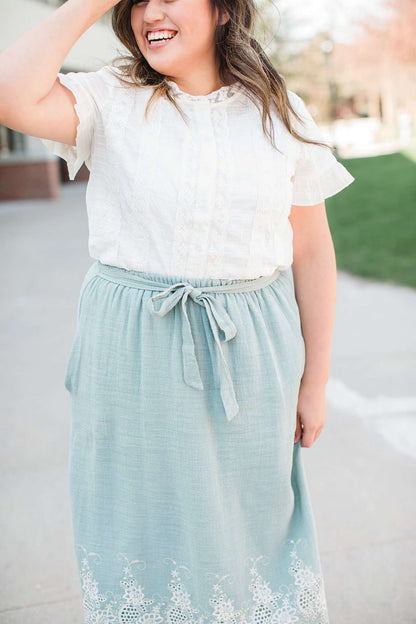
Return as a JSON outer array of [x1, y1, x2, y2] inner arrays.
[[186, 101, 217, 277]]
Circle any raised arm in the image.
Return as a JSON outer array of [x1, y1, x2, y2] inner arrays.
[[0, 0, 120, 146]]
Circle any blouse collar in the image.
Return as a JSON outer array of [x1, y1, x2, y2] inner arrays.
[[165, 79, 245, 103]]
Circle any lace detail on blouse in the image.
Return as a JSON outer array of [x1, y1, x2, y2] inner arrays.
[[203, 101, 233, 277], [165, 79, 245, 103], [77, 538, 329, 624]]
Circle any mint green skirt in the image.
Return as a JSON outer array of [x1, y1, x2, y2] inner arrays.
[[66, 260, 329, 623]]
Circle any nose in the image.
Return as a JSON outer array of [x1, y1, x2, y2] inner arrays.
[[142, 0, 165, 22]]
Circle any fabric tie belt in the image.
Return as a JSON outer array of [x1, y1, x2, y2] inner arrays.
[[94, 262, 281, 423]]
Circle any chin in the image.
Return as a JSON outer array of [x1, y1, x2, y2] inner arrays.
[[150, 59, 176, 75]]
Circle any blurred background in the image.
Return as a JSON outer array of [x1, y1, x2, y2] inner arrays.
[[1, 1, 415, 623]]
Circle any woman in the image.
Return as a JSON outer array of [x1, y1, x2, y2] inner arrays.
[[0, 0, 354, 621]]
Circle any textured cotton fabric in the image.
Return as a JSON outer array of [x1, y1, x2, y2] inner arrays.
[[67, 259, 329, 623], [42, 66, 355, 279]]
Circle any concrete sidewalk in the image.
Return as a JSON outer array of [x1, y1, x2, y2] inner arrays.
[[1, 183, 415, 623]]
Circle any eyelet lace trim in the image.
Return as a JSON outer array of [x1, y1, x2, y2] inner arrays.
[[165, 80, 245, 103], [77, 538, 329, 623]]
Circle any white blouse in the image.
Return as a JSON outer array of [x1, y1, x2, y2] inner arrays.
[[42, 65, 355, 279]]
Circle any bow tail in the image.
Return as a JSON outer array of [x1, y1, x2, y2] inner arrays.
[[218, 353, 240, 422], [203, 300, 240, 422], [181, 294, 204, 390]]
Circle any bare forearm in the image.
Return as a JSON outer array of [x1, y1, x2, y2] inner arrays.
[[0, 0, 114, 109], [292, 235, 337, 388]]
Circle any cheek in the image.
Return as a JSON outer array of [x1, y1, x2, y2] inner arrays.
[[188, 16, 217, 46], [181, 24, 213, 49], [130, 11, 142, 36]]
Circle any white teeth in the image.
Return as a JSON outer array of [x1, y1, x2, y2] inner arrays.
[[147, 31, 177, 42]]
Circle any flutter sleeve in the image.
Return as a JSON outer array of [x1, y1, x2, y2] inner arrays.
[[41, 66, 114, 180], [288, 91, 355, 206]]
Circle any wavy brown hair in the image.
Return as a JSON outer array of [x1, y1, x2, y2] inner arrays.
[[108, 0, 332, 153]]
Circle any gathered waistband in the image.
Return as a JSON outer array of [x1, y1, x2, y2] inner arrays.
[[92, 261, 281, 293], [84, 261, 282, 423]]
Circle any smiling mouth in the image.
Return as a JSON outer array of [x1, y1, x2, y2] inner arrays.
[[146, 31, 178, 47]]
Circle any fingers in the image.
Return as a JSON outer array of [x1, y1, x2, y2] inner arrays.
[[300, 428, 316, 448], [294, 419, 303, 444], [293, 420, 323, 447]]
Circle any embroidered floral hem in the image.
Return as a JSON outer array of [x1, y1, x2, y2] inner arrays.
[[77, 537, 329, 624]]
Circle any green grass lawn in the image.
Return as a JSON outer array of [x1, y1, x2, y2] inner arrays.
[[325, 147, 416, 289]]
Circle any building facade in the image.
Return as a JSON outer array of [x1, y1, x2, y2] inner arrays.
[[0, 0, 124, 201]]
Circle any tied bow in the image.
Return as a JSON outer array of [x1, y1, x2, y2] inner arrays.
[[147, 282, 239, 422]]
